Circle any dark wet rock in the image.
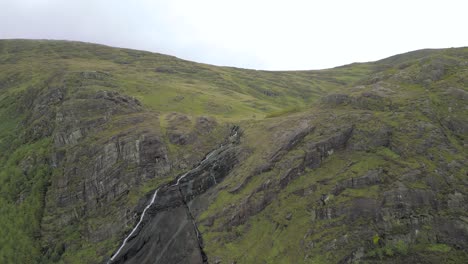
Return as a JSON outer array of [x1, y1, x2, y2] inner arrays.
[[178, 146, 240, 201], [111, 205, 204, 264], [108, 131, 241, 264]]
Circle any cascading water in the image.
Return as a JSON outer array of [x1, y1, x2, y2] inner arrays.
[[108, 126, 239, 263], [108, 147, 220, 262], [109, 189, 159, 262]]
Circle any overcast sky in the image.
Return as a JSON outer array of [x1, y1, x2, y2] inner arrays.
[[1, 0, 467, 70]]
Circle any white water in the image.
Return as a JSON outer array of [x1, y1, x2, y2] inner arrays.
[[109, 146, 222, 262], [109, 189, 159, 261], [175, 172, 188, 186]]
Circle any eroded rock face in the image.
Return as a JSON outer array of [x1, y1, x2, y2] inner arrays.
[[334, 169, 384, 195], [109, 130, 241, 264], [36, 79, 235, 262], [227, 126, 354, 227], [44, 132, 172, 248], [53, 91, 141, 148], [303, 126, 354, 169], [41, 89, 175, 258]]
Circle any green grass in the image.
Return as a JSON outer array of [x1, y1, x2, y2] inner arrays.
[[0, 138, 52, 263], [427, 243, 452, 253]]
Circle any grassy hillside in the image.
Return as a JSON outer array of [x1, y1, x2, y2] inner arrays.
[[0, 39, 376, 121], [0, 40, 466, 263]]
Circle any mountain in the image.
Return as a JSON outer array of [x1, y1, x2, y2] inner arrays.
[[0, 39, 466, 264]]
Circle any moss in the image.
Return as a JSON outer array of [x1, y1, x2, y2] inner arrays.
[[394, 240, 409, 255], [367, 240, 409, 260], [376, 147, 401, 160], [373, 234, 381, 245], [407, 181, 429, 189], [340, 185, 381, 200], [427, 243, 452, 253]]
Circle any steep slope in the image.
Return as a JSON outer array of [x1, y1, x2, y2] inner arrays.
[[196, 48, 468, 263], [0, 40, 466, 264]]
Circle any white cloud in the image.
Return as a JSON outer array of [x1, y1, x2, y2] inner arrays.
[[1, 0, 467, 70]]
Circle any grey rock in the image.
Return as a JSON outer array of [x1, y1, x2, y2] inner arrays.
[[334, 169, 384, 195], [270, 125, 315, 162], [304, 126, 354, 169]]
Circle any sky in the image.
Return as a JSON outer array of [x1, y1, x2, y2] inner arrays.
[[1, 0, 467, 70]]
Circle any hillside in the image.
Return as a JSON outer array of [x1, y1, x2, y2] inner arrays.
[[0, 39, 466, 264]]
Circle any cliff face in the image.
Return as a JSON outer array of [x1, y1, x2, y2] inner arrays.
[[0, 40, 466, 264], [109, 128, 241, 264], [38, 88, 230, 261]]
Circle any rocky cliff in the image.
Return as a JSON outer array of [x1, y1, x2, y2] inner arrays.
[[109, 127, 240, 264]]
